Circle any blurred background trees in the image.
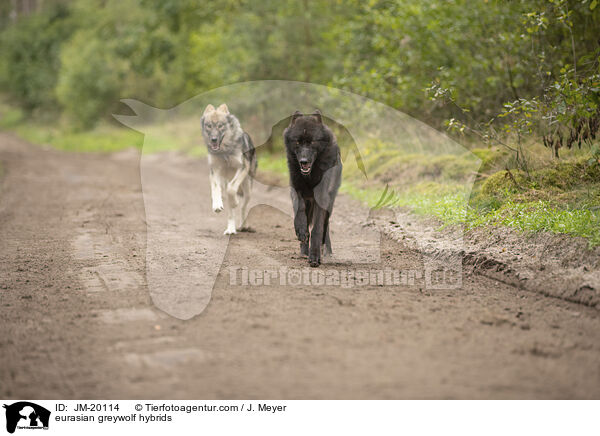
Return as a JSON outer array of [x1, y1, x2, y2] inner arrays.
[[0, 0, 598, 148]]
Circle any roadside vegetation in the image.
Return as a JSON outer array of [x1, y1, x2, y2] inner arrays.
[[0, 0, 599, 246], [257, 142, 600, 247]]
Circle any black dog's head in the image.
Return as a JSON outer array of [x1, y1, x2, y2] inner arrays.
[[284, 110, 330, 177]]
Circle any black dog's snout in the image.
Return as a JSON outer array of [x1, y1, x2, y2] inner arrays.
[[299, 158, 309, 164], [211, 137, 218, 143]]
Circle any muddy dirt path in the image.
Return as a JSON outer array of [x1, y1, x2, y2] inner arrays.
[[1, 133, 599, 399]]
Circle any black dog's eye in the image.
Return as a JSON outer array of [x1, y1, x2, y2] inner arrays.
[[218, 123, 224, 129], [205, 123, 212, 128]]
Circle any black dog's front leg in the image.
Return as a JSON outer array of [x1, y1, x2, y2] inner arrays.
[[291, 189, 309, 256], [309, 205, 326, 267]]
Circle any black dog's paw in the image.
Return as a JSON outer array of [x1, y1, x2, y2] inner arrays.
[[309, 253, 321, 267]]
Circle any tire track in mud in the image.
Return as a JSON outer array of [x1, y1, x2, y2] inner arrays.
[[1, 133, 600, 399]]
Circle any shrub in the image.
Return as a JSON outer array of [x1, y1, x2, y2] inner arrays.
[[56, 33, 128, 129], [0, 4, 75, 112]]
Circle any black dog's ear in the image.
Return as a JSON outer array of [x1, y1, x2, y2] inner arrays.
[[312, 109, 322, 124], [290, 110, 303, 126]]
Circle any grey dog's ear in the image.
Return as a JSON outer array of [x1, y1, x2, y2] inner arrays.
[[290, 110, 303, 126], [312, 109, 322, 124], [203, 104, 215, 117], [217, 103, 229, 114]]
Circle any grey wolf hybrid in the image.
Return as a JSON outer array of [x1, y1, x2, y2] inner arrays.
[[284, 110, 342, 267], [202, 103, 257, 234]]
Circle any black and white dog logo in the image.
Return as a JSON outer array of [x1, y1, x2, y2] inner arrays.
[[3, 402, 50, 434]]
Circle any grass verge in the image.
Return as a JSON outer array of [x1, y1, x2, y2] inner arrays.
[[0, 102, 207, 155], [258, 146, 600, 248]]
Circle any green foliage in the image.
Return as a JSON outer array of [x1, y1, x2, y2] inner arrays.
[[56, 33, 129, 129], [56, 0, 179, 128], [425, 0, 600, 163], [335, 0, 545, 121], [1, 0, 599, 137], [1, 0, 599, 246], [0, 4, 75, 111]]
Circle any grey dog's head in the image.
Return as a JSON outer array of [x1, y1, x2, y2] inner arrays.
[[284, 110, 329, 176], [201, 104, 230, 152]]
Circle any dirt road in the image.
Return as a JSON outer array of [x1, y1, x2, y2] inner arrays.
[[1, 132, 599, 399]]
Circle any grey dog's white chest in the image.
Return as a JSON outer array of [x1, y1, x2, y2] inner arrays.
[[208, 151, 244, 172]]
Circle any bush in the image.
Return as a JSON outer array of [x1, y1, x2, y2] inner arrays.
[[0, 4, 75, 112], [56, 33, 128, 129]]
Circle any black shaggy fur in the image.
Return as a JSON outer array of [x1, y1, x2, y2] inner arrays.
[[284, 110, 342, 267]]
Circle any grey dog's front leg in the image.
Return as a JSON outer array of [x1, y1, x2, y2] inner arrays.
[[226, 161, 250, 206], [209, 167, 224, 213], [291, 189, 309, 256]]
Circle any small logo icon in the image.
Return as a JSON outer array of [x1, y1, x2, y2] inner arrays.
[[3, 402, 50, 434]]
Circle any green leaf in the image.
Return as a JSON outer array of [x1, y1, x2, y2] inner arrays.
[[591, 0, 597, 11]]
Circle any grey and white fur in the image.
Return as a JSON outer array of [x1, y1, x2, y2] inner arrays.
[[201, 103, 257, 235]]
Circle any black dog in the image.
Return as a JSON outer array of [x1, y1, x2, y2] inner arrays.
[[284, 110, 342, 267]]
